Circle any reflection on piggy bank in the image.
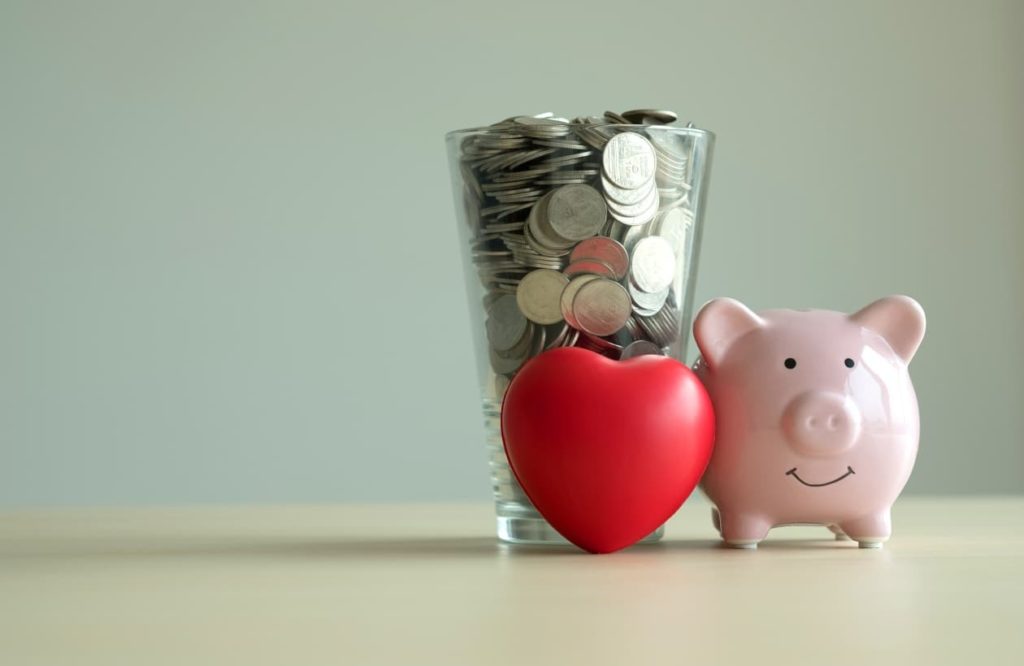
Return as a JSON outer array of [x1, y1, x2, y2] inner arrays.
[[693, 295, 926, 549]]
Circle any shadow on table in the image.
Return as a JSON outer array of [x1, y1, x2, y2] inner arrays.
[[2, 536, 500, 562], [3, 536, 755, 562], [4, 533, 870, 562], [188, 537, 743, 560]]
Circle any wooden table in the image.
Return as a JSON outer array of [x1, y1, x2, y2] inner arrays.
[[1, 497, 1022, 665]]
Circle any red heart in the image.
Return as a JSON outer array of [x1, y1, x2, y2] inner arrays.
[[501, 347, 715, 553]]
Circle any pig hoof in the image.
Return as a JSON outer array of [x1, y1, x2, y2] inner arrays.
[[726, 540, 759, 549], [856, 540, 885, 549]]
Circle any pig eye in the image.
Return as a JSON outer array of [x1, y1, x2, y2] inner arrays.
[[784, 358, 797, 369], [845, 358, 855, 368]]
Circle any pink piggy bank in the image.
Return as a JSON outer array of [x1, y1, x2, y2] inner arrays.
[[693, 295, 926, 549]]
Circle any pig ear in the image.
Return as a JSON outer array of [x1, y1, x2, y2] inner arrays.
[[849, 295, 926, 363], [693, 298, 765, 368]]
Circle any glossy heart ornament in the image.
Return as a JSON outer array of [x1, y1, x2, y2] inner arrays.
[[501, 347, 715, 553]]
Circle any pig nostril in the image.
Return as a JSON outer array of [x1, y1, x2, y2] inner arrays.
[[807, 417, 818, 428], [827, 415, 840, 429]]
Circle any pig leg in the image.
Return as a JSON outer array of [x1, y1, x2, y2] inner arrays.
[[839, 511, 891, 549], [718, 511, 771, 549], [827, 524, 851, 541], [711, 507, 722, 535]]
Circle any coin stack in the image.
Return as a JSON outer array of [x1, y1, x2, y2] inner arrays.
[[457, 110, 699, 388]]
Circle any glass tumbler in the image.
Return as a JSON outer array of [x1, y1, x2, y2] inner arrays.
[[445, 116, 715, 544]]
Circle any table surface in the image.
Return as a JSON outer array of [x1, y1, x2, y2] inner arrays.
[[1, 497, 1022, 665]]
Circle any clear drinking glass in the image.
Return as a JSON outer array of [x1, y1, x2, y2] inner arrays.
[[446, 116, 714, 544]]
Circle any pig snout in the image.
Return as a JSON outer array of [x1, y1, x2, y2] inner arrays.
[[781, 391, 862, 455]]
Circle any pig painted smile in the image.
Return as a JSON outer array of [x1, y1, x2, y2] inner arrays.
[[785, 466, 855, 487]]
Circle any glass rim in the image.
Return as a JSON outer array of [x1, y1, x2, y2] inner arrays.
[[445, 124, 715, 141]]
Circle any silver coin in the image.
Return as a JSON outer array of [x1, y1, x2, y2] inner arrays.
[[489, 321, 535, 374], [486, 221, 527, 233], [656, 173, 687, 191], [576, 331, 623, 355], [461, 162, 483, 201], [620, 340, 665, 359], [608, 189, 659, 227], [601, 174, 656, 206], [560, 274, 600, 329], [657, 191, 692, 214], [654, 152, 687, 174], [647, 129, 689, 161], [622, 109, 678, 125], [473, 249, 513, 260], [516, 269, 569, 325], [493, 187, 544, 204], [546, 184, 607, 242], [485, 294, 529, 352], [492, 166, 560, 183], [606, 187, 659, 218], [631, 303, 661, 318], [622, 223, 649, 251], [537, 175, 596, 185], [543, 322, 570, 350], [492, 373, 511, 400], [602, 133, 656, 190], [654, 154, 686, 174], [603, 110, 630, 124], [513, 252, 565, 270], [479, 149, 551, 174], [483, 180, 542, 193], [533, 138, 589, 150], [493, 202, 535, 220], [655, 207, 689, 257], [489, 346, 526, 375], [564, 258, 617, 279], [528, 322, 547, 359], [604, 220, 629, 245], [623, 316, 643, 340], [630, 236, 676, 293], [570, 237, 629, 280], [572, 278, 632, 337], [524, 222, 572, 258], [628, 278, 670, 312], [563, 328, 581, 347], [513, 115, 570, 137], [547, 171, 603, 180], [541, 150, 594, 167], [636, 305, 679, 346], [574, 124, 614, 150], [526, 194, 575, 254]]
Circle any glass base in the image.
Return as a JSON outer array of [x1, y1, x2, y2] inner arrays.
[[497, 513, 566, 544], [495, 501, 665, 546], [485, 398, 665, 546]]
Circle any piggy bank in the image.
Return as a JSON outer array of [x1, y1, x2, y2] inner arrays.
[[692, 295, 926, 549]]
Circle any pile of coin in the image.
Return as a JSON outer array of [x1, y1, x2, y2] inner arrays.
[[602, 133, 659, 227], [457, 110, 700, 381]]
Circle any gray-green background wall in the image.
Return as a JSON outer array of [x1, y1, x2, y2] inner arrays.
[[2, 1, 1021, 505]]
